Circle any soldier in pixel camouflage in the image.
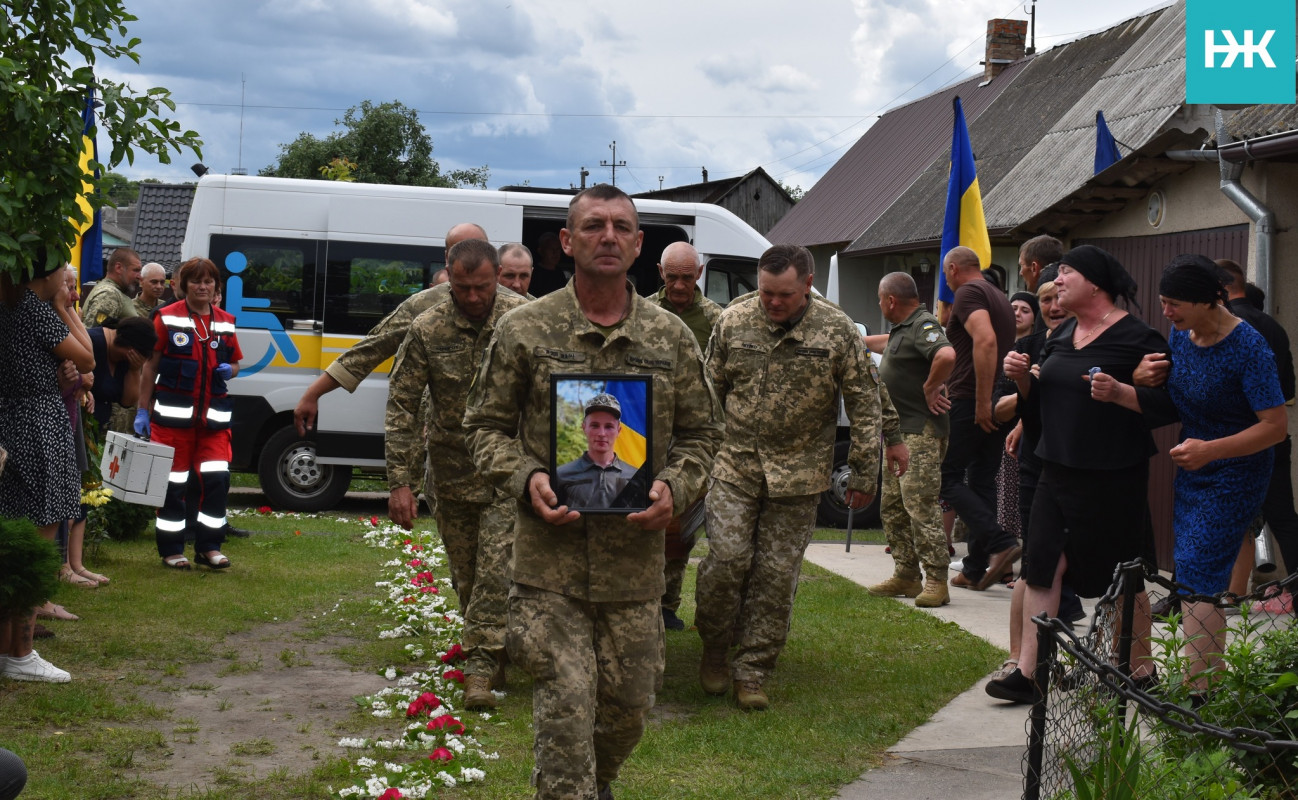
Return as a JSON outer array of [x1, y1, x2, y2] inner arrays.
[[464, 185, 721, 800], [864, 271, 956, 608], [385, 238, 528, 711], [694, 243, 886, 711], [651, 241, 722, 631], [81, 247, 142, 326]]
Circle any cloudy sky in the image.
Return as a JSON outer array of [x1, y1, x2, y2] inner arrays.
[[99, 0, 1168, 193]]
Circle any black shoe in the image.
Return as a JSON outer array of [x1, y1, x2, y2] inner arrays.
[[986, 668, 1036, 705], [225, 524, 252, 538], [1059, 596, 1086, 627], [662, 608, 686, 631], [597, 783, 614, 800]]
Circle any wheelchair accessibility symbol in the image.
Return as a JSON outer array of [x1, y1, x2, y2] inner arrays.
[[223, 252, 300, 376]]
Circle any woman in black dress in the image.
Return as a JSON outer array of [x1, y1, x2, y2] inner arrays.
[[987, 245, 1176, 703]]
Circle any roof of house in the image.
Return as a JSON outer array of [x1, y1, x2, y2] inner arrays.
[[766, 66, 1026, 249], [131, 183, 196, 268], [634, 166, 794, 206], [845, 2, 1182, 255]]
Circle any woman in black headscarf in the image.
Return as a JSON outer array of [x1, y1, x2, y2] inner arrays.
[[987, 245, 1176, 703]]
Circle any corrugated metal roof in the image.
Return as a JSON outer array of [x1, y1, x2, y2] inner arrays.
[[766, 65, 1025, 248], [131, 183, 195, 268], [844, 2, 1178, 255], [1221, 104, 1298, 142]]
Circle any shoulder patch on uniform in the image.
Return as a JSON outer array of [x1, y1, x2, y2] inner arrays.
[[925, 331, 940, 343], [921, 322, 937, 330], [533, 346, 586, 363], [626, 353, 673, 370], [795, 346, 831, 358], [171, 331, 190, 348]]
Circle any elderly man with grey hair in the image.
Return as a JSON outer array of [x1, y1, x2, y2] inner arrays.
[[134, 262, 168, 316]]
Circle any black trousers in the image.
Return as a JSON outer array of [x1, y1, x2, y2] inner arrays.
[[1262, 435, 1298, 575], [941, 398, 1017, 579]]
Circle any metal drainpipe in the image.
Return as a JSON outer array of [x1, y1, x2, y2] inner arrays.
[[1215, 110, 1276, 313]]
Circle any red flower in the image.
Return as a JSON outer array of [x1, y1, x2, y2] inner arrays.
[[410, 543, 423, 551], [426, 715, 465, 735], [378, 789, 404, 800], [428, 747, 454, 762], [408, 558, 423, 568], [405, 691, 442, 717], [370, 515, 380, 526], [442, 669, 465, 684], [441, 644, 465, 663], [257, 505, 272, 514], [402, 596, 417, 604], [403, 539, 412, 545]]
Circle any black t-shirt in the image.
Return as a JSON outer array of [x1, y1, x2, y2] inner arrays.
[[1228, 298, 1294, 402], [88, 328, 129, 427], [946, 279, 1016, 400]]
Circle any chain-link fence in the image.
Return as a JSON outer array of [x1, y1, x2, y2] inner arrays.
[[1023, 561, 1297, 800]]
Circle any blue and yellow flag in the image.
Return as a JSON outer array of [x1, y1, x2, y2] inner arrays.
[[605, 379, 647, 469], [1094, 110, 1122, 174], [938, 96, 991, 304], [69, 88, 104, 282]]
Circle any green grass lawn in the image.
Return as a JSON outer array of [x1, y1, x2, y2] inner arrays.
[[0, 510, 998, 799]]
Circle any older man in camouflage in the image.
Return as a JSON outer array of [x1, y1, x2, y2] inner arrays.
[[465, 185, 721, 800], [695, 243, 883, 711], [865, 272, 956, 607], [385, 238, 527, 710], [652, 241, 722, 630], [81, 247, 142, 325]]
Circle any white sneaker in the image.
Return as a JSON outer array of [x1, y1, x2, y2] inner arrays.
[[3, 651, 71, 682]]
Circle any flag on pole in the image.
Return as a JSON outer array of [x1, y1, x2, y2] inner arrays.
[[605, 379, 647, 468], [69, 88, 104, 283], [938, 96, 991, 305], [1094, 110, 1122, 174]]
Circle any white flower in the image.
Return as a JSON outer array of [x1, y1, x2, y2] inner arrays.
[[460, 767, 486, 782], [384, 762, 403, 773], [365, 776, 388, 795], [436, 771, 457, 787], [337, 737, 367, 748], [384, 667, 397, 680], [356, 757, 376, 768]]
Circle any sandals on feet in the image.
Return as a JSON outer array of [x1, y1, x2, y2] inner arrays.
[[195, 551, 231, 570], [992, 659, 1018, 681], [162, 555, 192, 570], [59, 565, 99, 588], [76, 567, 110, 585], [36, 602, 79, 621]]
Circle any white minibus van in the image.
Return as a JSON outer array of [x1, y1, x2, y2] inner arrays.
[[181, 175, 768, 511]]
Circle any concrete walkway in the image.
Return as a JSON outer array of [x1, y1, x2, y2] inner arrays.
[[804, 541, 1067, 800]]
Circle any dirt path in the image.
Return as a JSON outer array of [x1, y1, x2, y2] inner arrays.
[[136, 619, 387, 792]]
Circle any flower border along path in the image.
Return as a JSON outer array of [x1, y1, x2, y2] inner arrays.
[[333, 518, 500, 799]]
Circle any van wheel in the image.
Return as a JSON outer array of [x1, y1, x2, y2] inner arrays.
[[817, 440, 882, 529], [257, 426, 352, 511]]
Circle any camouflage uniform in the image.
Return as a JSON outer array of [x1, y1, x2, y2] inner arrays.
[[652, 285, 723, 614], [80, 278, 138, 326], [386, 288, 527, 678], [133, 294, 161, 318], [464, 281, 722, 800], [695, 294, 882, 684], [878, 307, 952, 580]]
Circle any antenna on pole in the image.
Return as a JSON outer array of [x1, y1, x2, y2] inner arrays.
[[658, 175, 664, 190], [600, 141, 627, 186], [1024, 1, 1037, 54], [580, 166, 590, 189], [232, 74, 248, 175]]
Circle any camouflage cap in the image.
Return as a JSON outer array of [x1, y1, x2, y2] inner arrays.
[[584, 392, 621, 419]]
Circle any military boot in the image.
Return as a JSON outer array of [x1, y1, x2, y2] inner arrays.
[[734, 678, 769, 711], [699, 644, 730, 696], [463, 674, 497, 710], [915, 574, 951, 608], [868, 570, 923, 598]]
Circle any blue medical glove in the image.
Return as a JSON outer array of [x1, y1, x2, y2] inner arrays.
[[214, 363, 233, 380], [134, 407, 151, 438]]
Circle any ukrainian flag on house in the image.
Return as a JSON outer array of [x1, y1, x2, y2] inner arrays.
[[938, 96, 991, 305], [605, 379, 647, 469]]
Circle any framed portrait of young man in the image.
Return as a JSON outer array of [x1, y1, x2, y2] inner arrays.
[[550, 374, 654, 514]]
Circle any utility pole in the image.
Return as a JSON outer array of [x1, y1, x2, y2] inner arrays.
[[601, 141, 627, 186], [579, 166, 590, 189], [658, 175, 664, 190]]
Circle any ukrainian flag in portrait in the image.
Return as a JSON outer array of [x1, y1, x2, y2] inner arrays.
[[69, 88, 104, 282], [605, 379, 647, 469], [938, 96, 991, 304]]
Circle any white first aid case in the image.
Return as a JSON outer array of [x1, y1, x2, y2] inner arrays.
[[100, 431, 175, 506]]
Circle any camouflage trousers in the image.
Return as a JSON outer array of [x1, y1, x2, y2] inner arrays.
[[880, 429, 950, 578], [434, 494, 515, 677], [694, 477, 818, 683], [662, 557, 689, 613], [506, 583, 663, 800]]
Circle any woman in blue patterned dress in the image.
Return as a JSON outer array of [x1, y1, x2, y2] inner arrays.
[[1126, 255, 1286, 689]]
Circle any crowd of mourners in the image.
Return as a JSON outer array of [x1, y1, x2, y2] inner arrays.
[[1, 187, 1294, 799]]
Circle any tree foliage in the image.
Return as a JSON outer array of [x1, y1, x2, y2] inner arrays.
[[100, 171, 139, 206], [261, 100, 489, 189], [0, 0, 203, 278]]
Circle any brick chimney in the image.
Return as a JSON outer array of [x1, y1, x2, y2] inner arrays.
[[983, 18, 1027, 81]]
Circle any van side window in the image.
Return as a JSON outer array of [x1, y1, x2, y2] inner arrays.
[[704, 257, 758, 305], [325, 241, 444, 335], [209, 235, 317, 325]]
